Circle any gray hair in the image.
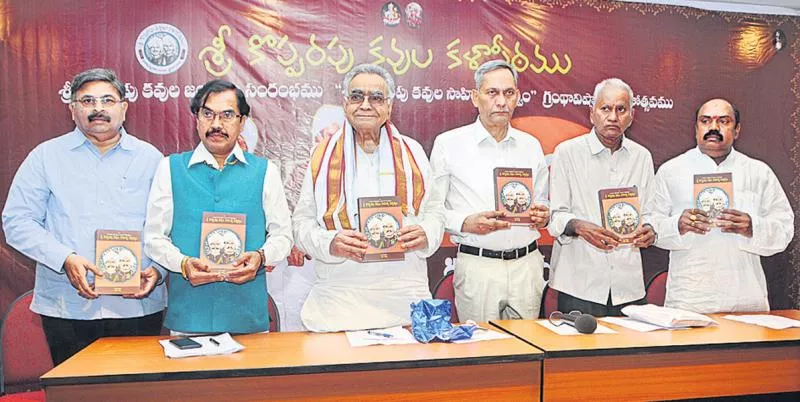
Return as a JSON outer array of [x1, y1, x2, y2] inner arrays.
[[474, 60, 518, 89], [341, 64, 396, 100], [592, 78, 634, 107], [70, 68, 126, 102]]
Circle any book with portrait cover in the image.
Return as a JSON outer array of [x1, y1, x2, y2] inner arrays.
[[358, 196, 405, 262], [494, 167, 533, 225], [694, 173, 733, 223], [200, 212, 247, 272], [95, 230, 142, 295], [598, 186, 641, 244]]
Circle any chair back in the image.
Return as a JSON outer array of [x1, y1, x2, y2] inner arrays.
[[267, 293, 281, 332], [432, 271, 459, 323], [646, 270, 668, 306], [539, 284, 559, 318], [0, 290, 53, 394]]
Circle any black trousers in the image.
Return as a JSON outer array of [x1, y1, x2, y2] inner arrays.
[[41, 311, 163, 365], [557, 291, 645, 317]]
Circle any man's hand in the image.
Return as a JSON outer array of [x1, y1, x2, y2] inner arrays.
[[678, 208, 711, 235], [184, 258, 223, 286], [64, 254, 101, 299], [571, 219, 621, 250], [717, 208, 753, 237], [461, 211, 511, 234], [330, 230, 368, 261], [528, 204, 550, 229], [632, 224, 657, 248], [227, 251, 263, 284], [397, 224, 428, 251], [124, 266, 162, 299], [287, 246, 310, 267]]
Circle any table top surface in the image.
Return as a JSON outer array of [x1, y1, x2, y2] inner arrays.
[[41, 325, 542, 386], [491, 310, 800, 357]]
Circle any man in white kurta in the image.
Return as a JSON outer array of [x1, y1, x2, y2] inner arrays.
[[548, 78, 657, 317], [430, 60, 550, 321], [293, 64, 444, 332], [650, 98, 793, 313]]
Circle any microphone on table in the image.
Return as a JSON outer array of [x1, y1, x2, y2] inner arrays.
[[548, 310, 598, 334]]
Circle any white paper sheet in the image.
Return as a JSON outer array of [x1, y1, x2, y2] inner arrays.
[[722, 314, 800, 330], [451, 328, 513, 343], [600, 316, 674, 332], [345, 326, 419, 347], [536, 319, 617, 335], [159, 333, 245, 359]]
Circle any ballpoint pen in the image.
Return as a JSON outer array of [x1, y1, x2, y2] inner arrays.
[[367, 330, 394, 338]]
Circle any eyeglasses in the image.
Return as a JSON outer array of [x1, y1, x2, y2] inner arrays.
[[198, 107, 242, 123], [75, 96, 121, 109], [346, 91, 387, 107]]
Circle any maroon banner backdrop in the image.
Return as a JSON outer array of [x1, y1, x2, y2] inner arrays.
[[1, 0, 798, 314]]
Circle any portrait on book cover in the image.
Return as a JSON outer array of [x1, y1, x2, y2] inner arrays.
[[500, 181, 531, 214], [99, 246, 138, 283], [696, 187, 729, 220], [606, 202, 639, 235], [364, 212, 400, 249], [203, 228, 243, 265]]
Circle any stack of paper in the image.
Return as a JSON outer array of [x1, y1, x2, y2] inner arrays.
[[621, 304, 717, 329], [722, 314, 800, 330], [159, 333, 245, 359]]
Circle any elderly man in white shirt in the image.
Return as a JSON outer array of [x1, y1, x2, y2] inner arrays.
[[649, 98, 794, 313], [430, 60, 550, 321], [293, 64, 444, 332], [548, 78, 657, 317]]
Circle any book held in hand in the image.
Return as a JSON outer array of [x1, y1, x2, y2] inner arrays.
[[598, 186, 641, 244], [200, 212, 247, 272], [493, 167, 533, 225], [358, 196, 405, 262], [95, 230, 142, 295], [694, 172, 733, 223]]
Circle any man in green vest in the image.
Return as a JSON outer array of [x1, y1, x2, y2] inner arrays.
[[143, 79, 293, 334]]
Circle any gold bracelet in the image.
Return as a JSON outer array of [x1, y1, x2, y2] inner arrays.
[[180, 256, 190, 280]]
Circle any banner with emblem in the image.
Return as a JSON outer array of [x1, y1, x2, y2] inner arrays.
[[0, 0, 798, 313]]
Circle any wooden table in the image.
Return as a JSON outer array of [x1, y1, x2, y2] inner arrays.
[[492, 310, 800, 401], [41, 329, 543, 401]]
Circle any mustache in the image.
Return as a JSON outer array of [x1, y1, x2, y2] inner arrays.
[[703, 129, 723, 141], [88, 112, 111, 122], [205, 128, 229, 138]]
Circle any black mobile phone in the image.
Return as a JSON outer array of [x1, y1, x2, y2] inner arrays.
[[168, 337, 202, 350]]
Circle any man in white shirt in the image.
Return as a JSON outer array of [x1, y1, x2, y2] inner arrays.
[[548, 78, 657, 317], [293, 64, 444, 332], [430, 60, 550, 321], [649, 98, 794, 313], [144, 79, 293, 334]]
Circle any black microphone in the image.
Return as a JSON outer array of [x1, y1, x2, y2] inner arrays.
[[551, 310, 597, 334]]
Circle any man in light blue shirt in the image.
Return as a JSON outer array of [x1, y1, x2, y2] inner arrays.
[[2, 68, 165, 365]]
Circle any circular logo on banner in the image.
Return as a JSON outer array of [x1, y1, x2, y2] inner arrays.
[[135, 23, 188, 75]]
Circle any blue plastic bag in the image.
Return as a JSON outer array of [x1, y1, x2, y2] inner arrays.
[[410, 299, 475, 343]]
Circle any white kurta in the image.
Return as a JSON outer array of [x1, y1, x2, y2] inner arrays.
[[293, 134, 444, 332], [650, 147, 794, 313]]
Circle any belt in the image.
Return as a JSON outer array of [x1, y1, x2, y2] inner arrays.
[[458, 241, 538, 260]]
